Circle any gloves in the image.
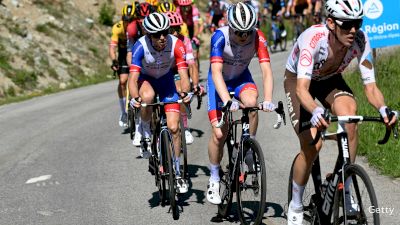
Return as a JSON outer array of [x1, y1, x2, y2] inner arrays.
[[379, 106, 388, 118], [223, 100, 239, 112], [111, 59, 119, 71], [259, 101, 276, 112], [192, 36, 200, 46], [193, 84, 205, 96], [310, 107, 325, 127], [130, 97, 141, 108], [181, 92, 193, 103]]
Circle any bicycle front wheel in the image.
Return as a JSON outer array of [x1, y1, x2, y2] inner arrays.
[[332, 164, 380, 225], [128, 107, 135, 140], [218, 140, 235, 218], [179, 116, 188, 180], [236, 138, 266, 225], [162, 131, 179, 220]]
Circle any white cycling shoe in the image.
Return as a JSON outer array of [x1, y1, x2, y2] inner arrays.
[[132, 131, 142, 147], [185, 129, 194, 145], [176, 176, 188, 194], [287, 200, 303, 225], [119, 113, 128, 127], [207, 180, 221, 204]]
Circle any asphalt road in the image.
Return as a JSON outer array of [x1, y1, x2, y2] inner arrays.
[[0, 50, 399, 225]]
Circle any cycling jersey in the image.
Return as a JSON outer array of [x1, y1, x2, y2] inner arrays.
[[265, 0, 286, 18], [127, 20, 140, 52], [130, 35, 188, 79], [110, 20, 129, 74], [210, 26, 270, 81], [286, 24, 375, 84], [177, 5, 199, 28]]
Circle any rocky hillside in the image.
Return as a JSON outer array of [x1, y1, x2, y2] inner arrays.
[[0, 0, 128, 101]]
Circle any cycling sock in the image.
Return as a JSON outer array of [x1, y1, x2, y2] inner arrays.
[[142, 120, 151, 138], [210, 163, 220, 182], [291, 180, 305, 209], [174, 157, 181, 176], [250, 135, 256, 139], [181, 112, 188, 128], [119, 98, 126, 114]]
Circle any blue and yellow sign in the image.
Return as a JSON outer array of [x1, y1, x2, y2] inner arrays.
[[361, 0, 400, 48]]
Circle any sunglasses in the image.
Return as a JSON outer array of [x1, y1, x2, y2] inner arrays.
[[234, 30, 253, 38], [150, 30, 169, 38], [169, 26, 181, 34], [335, 19, 363, 30]]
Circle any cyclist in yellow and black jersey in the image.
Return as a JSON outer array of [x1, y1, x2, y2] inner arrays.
[[109, 4, 136, 128]]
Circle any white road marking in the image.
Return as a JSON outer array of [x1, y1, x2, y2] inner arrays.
[[25, 175, 52, 184]]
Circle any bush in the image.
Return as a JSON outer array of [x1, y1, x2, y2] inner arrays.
[[9, 70, 38, 90], [99, 3, 115, 27]]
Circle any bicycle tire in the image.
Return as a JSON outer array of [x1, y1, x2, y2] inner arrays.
[[163, 131, 179, 220], [179, 116, 188, 180], [236, 138, 266, 225], [128, 107, 135, 140], [158, 130, 167, 207], [332, 164, 380, 225], [288, 153, 320, 225], [218, 141, 235, 218]]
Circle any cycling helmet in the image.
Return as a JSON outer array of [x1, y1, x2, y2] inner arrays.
[[157, 1, 177, 13], [143, 12, 170, 33], [227, 2, 257, 32], [177, 0, 192, 6], [325, 0, 364, 20], [121, 4, 135, 21], [138, 2, 155, 18], [146, 0, 159, 6], [165, 11, 183, 26]]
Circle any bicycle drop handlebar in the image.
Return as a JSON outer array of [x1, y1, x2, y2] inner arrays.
[[215, 100, 286, 129], [310, 109, 399, 145]]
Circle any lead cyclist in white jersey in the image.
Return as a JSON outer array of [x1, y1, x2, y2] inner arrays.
[[284, 0, 397, 224]]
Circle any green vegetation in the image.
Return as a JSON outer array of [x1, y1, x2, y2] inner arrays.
[[8, 70, 38, 90], [32, 0, 66, 19], [99, 3, 115, 27], [35, 24, 52, 36], [343, 48, 400, 177]]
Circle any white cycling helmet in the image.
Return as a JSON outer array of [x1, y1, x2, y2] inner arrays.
[[227, 2, 257, 32], [325, 0, 364, 20], [143, 12, 170, 33]]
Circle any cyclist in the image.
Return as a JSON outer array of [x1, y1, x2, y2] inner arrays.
[[176, 0, 201, 71], [109, 4, 136, 128], [128, 1, 156, 147], [206, 0, 228, 33], [165, 11, 203, 145], [128, 12, 191, 193], [284, 0, 397, 224], [206, 2, 275, 204], [264, 0, 286, 50]]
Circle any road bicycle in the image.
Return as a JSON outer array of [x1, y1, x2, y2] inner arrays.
[[138, 96, 193, 220], [216, 98, 286, 225], [287, 110, 398, 225]]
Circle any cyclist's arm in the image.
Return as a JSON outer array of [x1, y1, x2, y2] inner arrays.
[[109, 22, 121, 62], [128, 41, 144, 98], [175, 40, 190, 93], [192, 7, 201, 38], [306, 0, 312, 15], [296, 78, 318, 113], [183, 36, 199, 87], [364, 83, 386, 112], [256, 30, 273, 102], [210, 30, 230, 103]]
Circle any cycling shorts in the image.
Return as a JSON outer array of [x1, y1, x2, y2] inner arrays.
[[284, 70, 354, 134], [295, 3, 308, 15], [117, 50, 129, 75], [207, 68, 257, 124], [138, 71, 180, 113]]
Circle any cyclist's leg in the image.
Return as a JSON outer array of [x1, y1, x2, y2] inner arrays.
[[138, 75, 155, 137], [234, 69, 259, 136], [117, 57, 129, 127]]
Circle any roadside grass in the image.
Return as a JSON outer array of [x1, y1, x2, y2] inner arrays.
[[343, 48, 400, 177], [0, 64, 113, 106]]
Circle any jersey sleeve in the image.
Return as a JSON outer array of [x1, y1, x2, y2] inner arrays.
[[127, 21, 139, 52], [129, 41, 145, 73], [210, 30, 225, 64], [174, 39, 188, 70], [192, 7, 200, 23], [255, 29, 270, 63], [296, 29, 321, 80], [357, 31, 376, 85], [183, 36, 195, 64], [110, 22, 121, 47]]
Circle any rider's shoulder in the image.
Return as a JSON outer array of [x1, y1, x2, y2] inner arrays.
[[112, 21, 124, 29], [300, 24, 329, 42]]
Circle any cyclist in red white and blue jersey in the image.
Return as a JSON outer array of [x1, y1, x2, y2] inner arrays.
[[206, 2, 276, 204], [128, 12, 191, 193]]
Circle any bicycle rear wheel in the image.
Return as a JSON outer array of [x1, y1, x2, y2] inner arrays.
[[332, 164, 380, 225], [218, 141, 235, 218], [236, 138, 266, 225], [288, 153, 320, 225], [179, 116, 188, 180], [163, 131, 179, 220]]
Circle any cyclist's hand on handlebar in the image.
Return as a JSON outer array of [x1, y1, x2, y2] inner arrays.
[[379, 106, 398, 126], [111, 59, 119, 71], [259, 101, 276, 112], [181, 92, 193, 104], [224, 100, 239, 112], [193, 84, 205, 96], [130, 97, 141, 108], [310, 106, 329, 129]]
